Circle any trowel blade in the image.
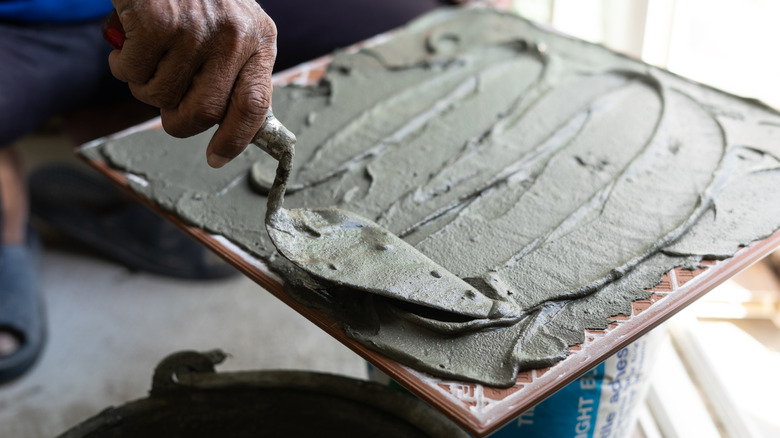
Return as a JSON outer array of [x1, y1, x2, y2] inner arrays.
[[267, 207, 510, 319]]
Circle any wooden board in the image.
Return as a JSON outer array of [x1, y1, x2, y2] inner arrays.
[[79, 46, 780, 438]]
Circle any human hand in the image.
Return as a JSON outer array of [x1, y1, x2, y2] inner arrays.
[[108, 0, 277, 168]]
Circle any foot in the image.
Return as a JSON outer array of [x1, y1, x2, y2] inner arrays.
[[0, 332, 18, 358], [0, 146, 45, 383]]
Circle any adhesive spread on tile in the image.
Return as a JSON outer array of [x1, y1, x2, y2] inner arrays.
[[93, 9, 780, 387]]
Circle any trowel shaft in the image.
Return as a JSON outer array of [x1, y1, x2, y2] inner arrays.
[[253, 111, 297, 159]]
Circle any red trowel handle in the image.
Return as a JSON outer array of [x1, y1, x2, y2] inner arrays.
[[102, 9, 126, 50]]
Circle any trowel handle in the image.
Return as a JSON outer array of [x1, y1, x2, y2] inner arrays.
[[253, 110, 297, 161], [102, 9, 125, 50]]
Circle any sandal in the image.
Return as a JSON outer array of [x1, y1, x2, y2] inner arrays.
[[0, 227, 46, 384], [29, 165, 236, 279]]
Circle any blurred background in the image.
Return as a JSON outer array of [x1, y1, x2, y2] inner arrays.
[[511, 0, 780, 109]]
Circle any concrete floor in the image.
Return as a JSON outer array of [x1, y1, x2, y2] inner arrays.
[[0, 132, 367, 437]]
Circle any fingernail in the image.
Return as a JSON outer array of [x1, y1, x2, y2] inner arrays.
[[207, 153, 231, 168]]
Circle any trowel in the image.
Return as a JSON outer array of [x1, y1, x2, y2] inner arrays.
[[103, 10, 516, 320], [253, 114, 518, 320]]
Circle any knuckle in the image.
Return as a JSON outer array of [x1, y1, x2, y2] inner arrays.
[[189, 101, 225, 130], [122, 59, 152, 84], [117, 8, 141, 33], [145, 86, 180, 109], [226, 6, 277, 50], [255, 17, 277, 60], [215, 9, 253, 43], [259, 15, 278, 41], [127, 4, 176, 34], [235, 83, 272, 118]]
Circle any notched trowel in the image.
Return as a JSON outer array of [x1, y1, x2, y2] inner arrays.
[[253, 113, 520, 320]]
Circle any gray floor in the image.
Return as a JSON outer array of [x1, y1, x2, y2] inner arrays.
[[0, 132, 366, 437]]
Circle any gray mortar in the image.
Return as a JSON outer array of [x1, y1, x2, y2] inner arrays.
[[92, 9, 780, 387]]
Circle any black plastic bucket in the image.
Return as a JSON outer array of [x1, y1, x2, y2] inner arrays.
[[58, 350, 468, 438]]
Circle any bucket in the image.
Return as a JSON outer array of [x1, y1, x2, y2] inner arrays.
[[59, 350, 468, 438], [369, 327, 666, 437], [491, 328, 665, 437]]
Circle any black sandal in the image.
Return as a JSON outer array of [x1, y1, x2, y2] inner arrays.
[[29, 164, 236, 279]]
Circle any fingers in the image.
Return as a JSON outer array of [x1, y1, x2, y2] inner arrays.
[[159, 15, 271, 140], [107, 0, 278, 168], [159, 51, 240, 139], [109, 2, 199, 109], [126, 40, 203, 110], [205, 52, 274, 168], [108, 5, 174, 84]]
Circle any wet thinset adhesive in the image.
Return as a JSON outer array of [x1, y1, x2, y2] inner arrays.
[[93, 9, 780, 387]]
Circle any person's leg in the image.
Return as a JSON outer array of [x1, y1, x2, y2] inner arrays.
[[0, 17, 114, 239], [0, 20, 122, 147], [0, 19, 117, 377], [0, 139, 47, 383], [0, 20, 117, 242], [0, 147, 26, 246], [1, 18, 235, 283], [0, 146, 28, 358]]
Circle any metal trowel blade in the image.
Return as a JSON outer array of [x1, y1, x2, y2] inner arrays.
[[267, 207, 514, 319]]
